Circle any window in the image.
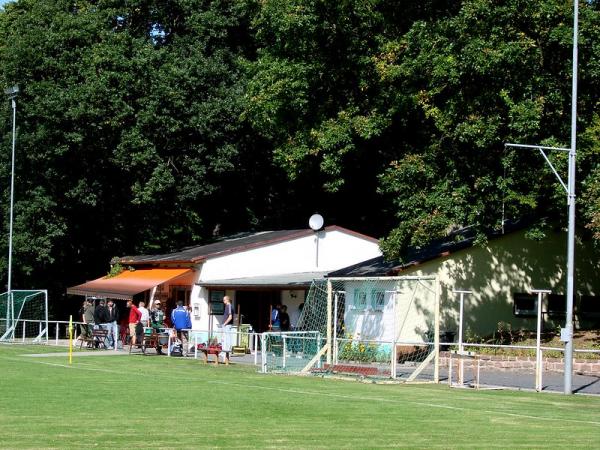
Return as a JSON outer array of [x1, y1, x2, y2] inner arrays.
[[579, 295, 600, 317], [547, 294, 566, 316], [370, 290, 385, 311], [352, 289, 368, 310], [209, 290, 225, 315], [513, 293, 537, 317]]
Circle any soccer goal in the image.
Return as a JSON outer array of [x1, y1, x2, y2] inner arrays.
[[262, 276, 440, 382], [0, 290, 48, 343]]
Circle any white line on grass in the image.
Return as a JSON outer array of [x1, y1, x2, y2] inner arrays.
[[207, 380, 600, 427], [4, 355, 599, 427]]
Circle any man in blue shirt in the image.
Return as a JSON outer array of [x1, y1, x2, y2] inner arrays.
[[171, 301, 191, 349], [270, 304, 281, 331]]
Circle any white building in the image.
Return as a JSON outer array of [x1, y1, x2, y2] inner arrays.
[[68, 226, 381, 333]]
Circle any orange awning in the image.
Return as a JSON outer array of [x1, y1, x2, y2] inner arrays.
[[67, 268, 193, 300]]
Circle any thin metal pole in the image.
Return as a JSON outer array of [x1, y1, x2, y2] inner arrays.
[[532, 289, 551, 391], [564, 0, 579, 395], [261, 333, 266, 373], [391, 292, 397, 379], [326, 280, 332, 365], [44, 290, 48, 343], [433, 279, 440, 383], [505, 1, 579, 396], [7, 96, 16, 294], [282, 335, 287, 368], [453, 290, 472, 385], [333, 292, 338, 364], [315, 233, 319, 268], [536, 292, 542, 391], [459, 292, 464, 385]]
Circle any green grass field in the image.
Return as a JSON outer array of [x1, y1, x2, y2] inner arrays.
[[1, 345, 599, 449]]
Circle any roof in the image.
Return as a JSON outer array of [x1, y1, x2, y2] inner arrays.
[[328, 220, 530, 277], [120, 226, 377, 265], [67, 268, 193, 300], [197, 271, 329, 289]]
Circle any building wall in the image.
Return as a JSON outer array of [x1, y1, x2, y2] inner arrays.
[[198, 230, 381, 281], [186, 230, 381, 331], [281, 290, 305, 329], [399, 229, 600, 337], [325, 279, 436, 344]]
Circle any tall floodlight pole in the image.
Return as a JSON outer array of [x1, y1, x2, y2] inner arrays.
[[5, 85, 18, 296], [564, 0, 578, 395], [505, 0, 578, 394]]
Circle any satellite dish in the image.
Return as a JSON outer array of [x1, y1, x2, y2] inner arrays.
[[309, 213, 324, 231]]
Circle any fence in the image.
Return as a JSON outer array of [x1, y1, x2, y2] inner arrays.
[[438, 289, 600, 393], [441, 341, 600, 393]]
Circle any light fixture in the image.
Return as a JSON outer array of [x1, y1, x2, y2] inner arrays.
[[309, 213, 324, 231]]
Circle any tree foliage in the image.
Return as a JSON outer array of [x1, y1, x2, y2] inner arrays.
[[245, 0, 600, 260], [0, 0, 599, 308], [0, 0, 258, 293]]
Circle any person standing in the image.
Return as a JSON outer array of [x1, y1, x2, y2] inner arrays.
[[106, 299, 120, 349], [82, 299, 95, 345], [279, 305, 290, 332], [138, 301, 150, 327], [221, 296, 234, 364], [150, 300, 166, 354], [150, 300, 165, 330], [127, 300, 142, 346], [171, 301, 192, 346], [270, 304, 281, 331], [93, 299, 110, 348]]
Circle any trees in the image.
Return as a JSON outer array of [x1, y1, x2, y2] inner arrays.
[[245, 0, 600, 260], [0, 0, 256, 295], [0, 0, 599, 304]]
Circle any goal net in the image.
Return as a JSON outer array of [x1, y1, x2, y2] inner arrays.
[[0, 290, 48, 343], [262, 277, 440, 382]]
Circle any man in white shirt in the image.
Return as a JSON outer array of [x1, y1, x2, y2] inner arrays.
[[138, 301, 150, 327]]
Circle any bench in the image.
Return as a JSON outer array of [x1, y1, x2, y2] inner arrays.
[[196, 344, 229, 365], [80, 328, 109, 350]]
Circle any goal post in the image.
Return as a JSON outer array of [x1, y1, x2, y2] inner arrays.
[[0, 290, 48, 343], [263, 276, 440, 382]]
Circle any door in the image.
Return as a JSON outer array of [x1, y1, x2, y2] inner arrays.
[[235, 290, 281, 333]]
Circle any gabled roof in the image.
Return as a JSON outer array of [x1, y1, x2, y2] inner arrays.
[[328, 220, 530, 277], [121, 225, 377, 265]]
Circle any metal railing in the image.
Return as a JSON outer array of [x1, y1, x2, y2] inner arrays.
[[440, 341, 600, 393]]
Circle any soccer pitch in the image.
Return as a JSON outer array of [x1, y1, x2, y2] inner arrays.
[[1, 346, 599, 449]]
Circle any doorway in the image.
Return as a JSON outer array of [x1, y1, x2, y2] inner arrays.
[[235, 290, 281, 333]]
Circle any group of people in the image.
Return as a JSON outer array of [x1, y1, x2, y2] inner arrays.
[[78, 298, 120, 349], [78, 297, 294, 360], [78, 298, 192, 351]]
